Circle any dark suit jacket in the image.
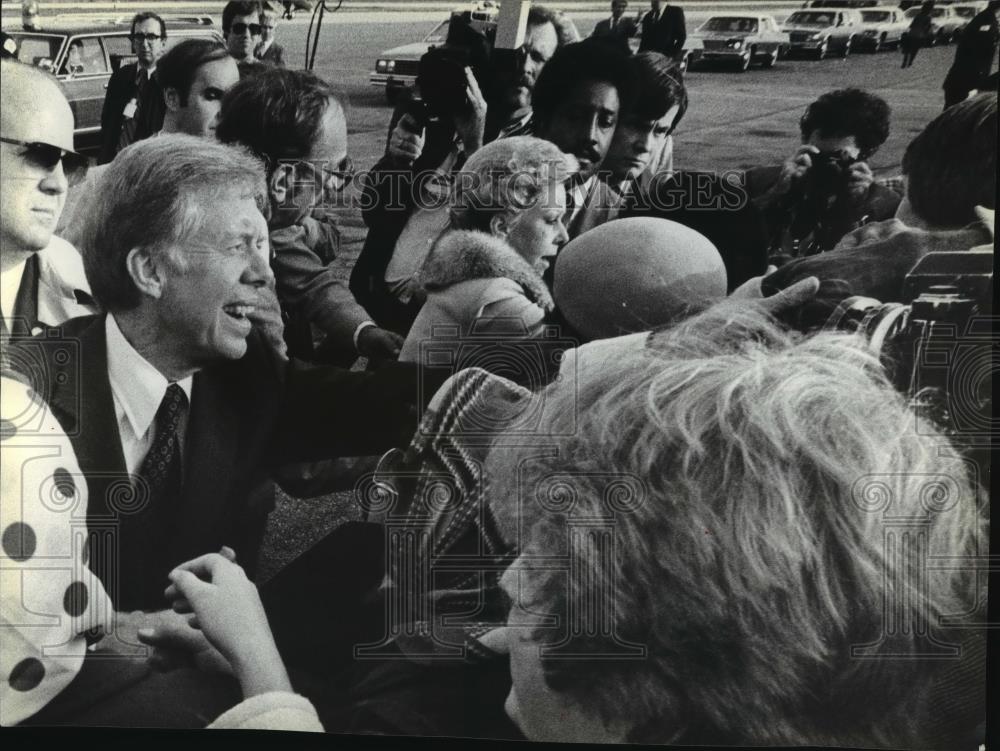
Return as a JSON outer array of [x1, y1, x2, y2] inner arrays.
[[257, 41, 286, 67], [99, 63, 166, 164], [638, 5, 686, 57], [591, 15, 638, 54], [16, 314, 437, 611]]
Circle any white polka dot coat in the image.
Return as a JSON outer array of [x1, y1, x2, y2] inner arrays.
[[1, 373, 113, 725]]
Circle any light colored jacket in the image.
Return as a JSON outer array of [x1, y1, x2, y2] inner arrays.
[[399, 230, 554, 364]]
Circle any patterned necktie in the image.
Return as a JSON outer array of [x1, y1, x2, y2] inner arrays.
[[117, 70, 148, 152], [120, 382, 187, 609], [139, 382, 187, 490]]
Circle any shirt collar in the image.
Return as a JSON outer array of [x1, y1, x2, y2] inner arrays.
[[136, 63, 155, 83], [106, 314, 192, 439]]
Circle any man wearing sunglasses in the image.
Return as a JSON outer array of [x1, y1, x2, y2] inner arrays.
[[254, 2, 286, 67], [1, 60, 95, 344], [217, 68, 404, 366], [223, 1, 264, 65], [98, 12, 167, 164]]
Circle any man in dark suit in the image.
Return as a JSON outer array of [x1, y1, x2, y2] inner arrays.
[[638, 0, 686, 59], [591, 0, 638, 53], [98, 12, 167, 164], [16, 134, 436, 614], [255, 2, 286, 66]]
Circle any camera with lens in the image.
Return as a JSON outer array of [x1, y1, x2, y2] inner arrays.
[[805, 149, 858, 199], [823, 249, 994, 442], [409, 11, 497, 127]]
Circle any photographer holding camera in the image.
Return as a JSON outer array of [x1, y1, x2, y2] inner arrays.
[[351, 7, 571, 336], [748, 89, 901, 263]]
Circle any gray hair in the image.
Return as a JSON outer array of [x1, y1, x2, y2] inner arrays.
[[449, 136, 578, 232], [490, 304, 983, 747], [77, 134, 267, 311]]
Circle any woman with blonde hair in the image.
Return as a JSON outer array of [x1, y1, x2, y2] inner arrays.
[[397, 136, 577, 364]]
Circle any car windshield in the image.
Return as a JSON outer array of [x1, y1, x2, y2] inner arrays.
[[861, 11, 891, 22], [930, 8, 947, 17], [6, 32, 63, 68], [953, 7, 976, 17], [424, 20, 449, 43], [703, 17, 759, 33], [787, 12, 835, 26]]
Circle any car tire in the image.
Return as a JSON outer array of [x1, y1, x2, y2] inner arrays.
[[762, 47, 779, 68]]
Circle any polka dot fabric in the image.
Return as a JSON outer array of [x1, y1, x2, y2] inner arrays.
[[1, 374, 112, 725]]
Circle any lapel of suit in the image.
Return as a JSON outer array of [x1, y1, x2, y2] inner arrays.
[[46, 314, 128, 520], [174, 362, 240, 551]]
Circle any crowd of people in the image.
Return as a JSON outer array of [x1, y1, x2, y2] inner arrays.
[[0, 0, 994, 746]]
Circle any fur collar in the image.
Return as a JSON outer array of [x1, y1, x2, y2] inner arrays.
[[419, 230, 554, 312]]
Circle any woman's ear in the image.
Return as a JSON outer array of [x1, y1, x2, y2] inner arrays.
[[269, 163, 296, 208], [490, 212, 512, 239], [126, 246, 166, 300]]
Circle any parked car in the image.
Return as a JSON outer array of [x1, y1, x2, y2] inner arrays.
[[371, 4, 497, 102], [952, 2, 989, 32], [2, 16, 223, 154], [688, 14, 789, 71], [856, 6, 908, 51], [903, 5, 965, 44], [783, 8, 863, 58]]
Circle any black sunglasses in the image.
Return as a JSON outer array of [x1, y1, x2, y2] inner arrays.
[[231, 22, 263, 36], [130, 32, 164, 43], [0, 136, 89, 185]]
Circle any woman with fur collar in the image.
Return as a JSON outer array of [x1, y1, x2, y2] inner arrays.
[[398, 137, 577, 364]]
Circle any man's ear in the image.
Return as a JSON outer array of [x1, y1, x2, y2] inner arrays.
[[164, 86, 182, 112], [489, 212, 512, 239], [126, 246, 166, 299], [269, 163, 296, 207]]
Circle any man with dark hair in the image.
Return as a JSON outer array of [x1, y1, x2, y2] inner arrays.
[[532, 39, 633, 239], [223, 0, 263, 64], [761, 93, 995, 329], [349, 6, 569, 334], [601, 51, 686, 194], [591, 0, 638, 53], [216, 68, 403, 364], [98, 11, 167, 163], [942, 0, 999, 108], [59, 40, 240, 244], [638, 0, 686, 59], [747, 88, 900, 260]]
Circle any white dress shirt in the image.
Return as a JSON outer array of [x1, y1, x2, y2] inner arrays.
[[105, 314, 193, 476]]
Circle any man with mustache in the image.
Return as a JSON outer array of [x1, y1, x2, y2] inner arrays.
[[531, 39, 633, 244]]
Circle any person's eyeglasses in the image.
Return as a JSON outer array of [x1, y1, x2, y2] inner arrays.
[[301, 156, 355, 193], [130, 33, 163, 43], [231, 22, 263, 36], [0, 136, 89, 185]]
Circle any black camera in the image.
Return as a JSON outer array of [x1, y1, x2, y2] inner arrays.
[[413, 11, 496, 125], [806, 149, 857, 196], [823, 249, 994, 441]]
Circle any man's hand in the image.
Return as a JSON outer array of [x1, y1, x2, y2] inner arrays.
[[454, 66, 487, 156], [731, 265, 821, 316], [357, 325, 404, 363], [843, 160, 874, 204], [388, 114, 425, 166], [771, 145, 819, 199]]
